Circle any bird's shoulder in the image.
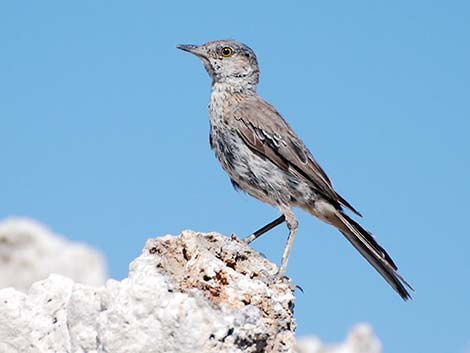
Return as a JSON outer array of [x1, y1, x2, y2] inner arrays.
[[230, 96, 312, 163], [229, 95, 290, 130], [230, 95, 331, 182], [229, 95, 361, 215]]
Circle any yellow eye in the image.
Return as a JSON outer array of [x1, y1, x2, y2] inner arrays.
[[220, 47, 233, 57]]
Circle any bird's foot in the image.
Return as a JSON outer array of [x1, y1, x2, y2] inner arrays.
[[277, 265, 287, 280], [243, 233, 257, 244]]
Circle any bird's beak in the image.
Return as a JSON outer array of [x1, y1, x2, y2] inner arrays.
[[176, 44, 206, 58]]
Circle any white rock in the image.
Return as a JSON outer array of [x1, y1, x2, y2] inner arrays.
[[0, 228, 383, 353], [0, 231, 297, 353], [0, 218, 106, 291], [296, 323, 382, 353]]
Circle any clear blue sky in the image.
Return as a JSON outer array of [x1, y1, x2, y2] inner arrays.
[[1, 1, 469, 352]]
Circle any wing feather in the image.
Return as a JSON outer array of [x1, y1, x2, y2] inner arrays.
[[232, 96, 361, 216]]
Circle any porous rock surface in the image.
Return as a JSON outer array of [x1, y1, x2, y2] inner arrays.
[[0, 218, 106, 291], [0, 230, 296, 353]]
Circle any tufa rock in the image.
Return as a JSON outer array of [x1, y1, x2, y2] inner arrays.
[[0, 230, 296, 353], [0, 218, 106, 291], [295, 323, 382, 353]]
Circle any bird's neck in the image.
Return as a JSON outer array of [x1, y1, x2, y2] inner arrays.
[[211, 76, 258, 95], [209, 80, 255, 123]]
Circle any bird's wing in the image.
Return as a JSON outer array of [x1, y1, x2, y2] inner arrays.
[[232, 96, 361, 216]]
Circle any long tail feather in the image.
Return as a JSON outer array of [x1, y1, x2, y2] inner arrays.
[[334, 211, 414, 300]]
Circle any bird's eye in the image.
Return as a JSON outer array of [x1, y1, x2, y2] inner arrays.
[[220, 47, 233, 57]]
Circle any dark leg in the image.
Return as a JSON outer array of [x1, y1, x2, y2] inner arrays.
[[244, 215, 286, 244]]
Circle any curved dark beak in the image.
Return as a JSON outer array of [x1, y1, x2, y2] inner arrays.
[[176, 44, 206, 58]]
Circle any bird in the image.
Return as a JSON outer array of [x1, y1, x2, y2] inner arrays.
[[177, 40, 413, 300]]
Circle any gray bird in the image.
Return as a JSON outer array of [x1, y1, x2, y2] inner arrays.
[[177, 40, 413, 300]]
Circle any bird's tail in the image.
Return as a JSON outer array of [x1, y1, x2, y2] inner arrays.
[[310, 205, 414, 300]]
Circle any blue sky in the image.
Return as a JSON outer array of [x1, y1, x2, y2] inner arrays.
[[1, 1, 469, 352]]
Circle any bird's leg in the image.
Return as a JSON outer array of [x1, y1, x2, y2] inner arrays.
[[278, 207, 298, 278], [244, 215, 286, 244]]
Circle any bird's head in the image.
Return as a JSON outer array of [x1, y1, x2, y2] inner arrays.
[[177, 40, 259, 89]]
